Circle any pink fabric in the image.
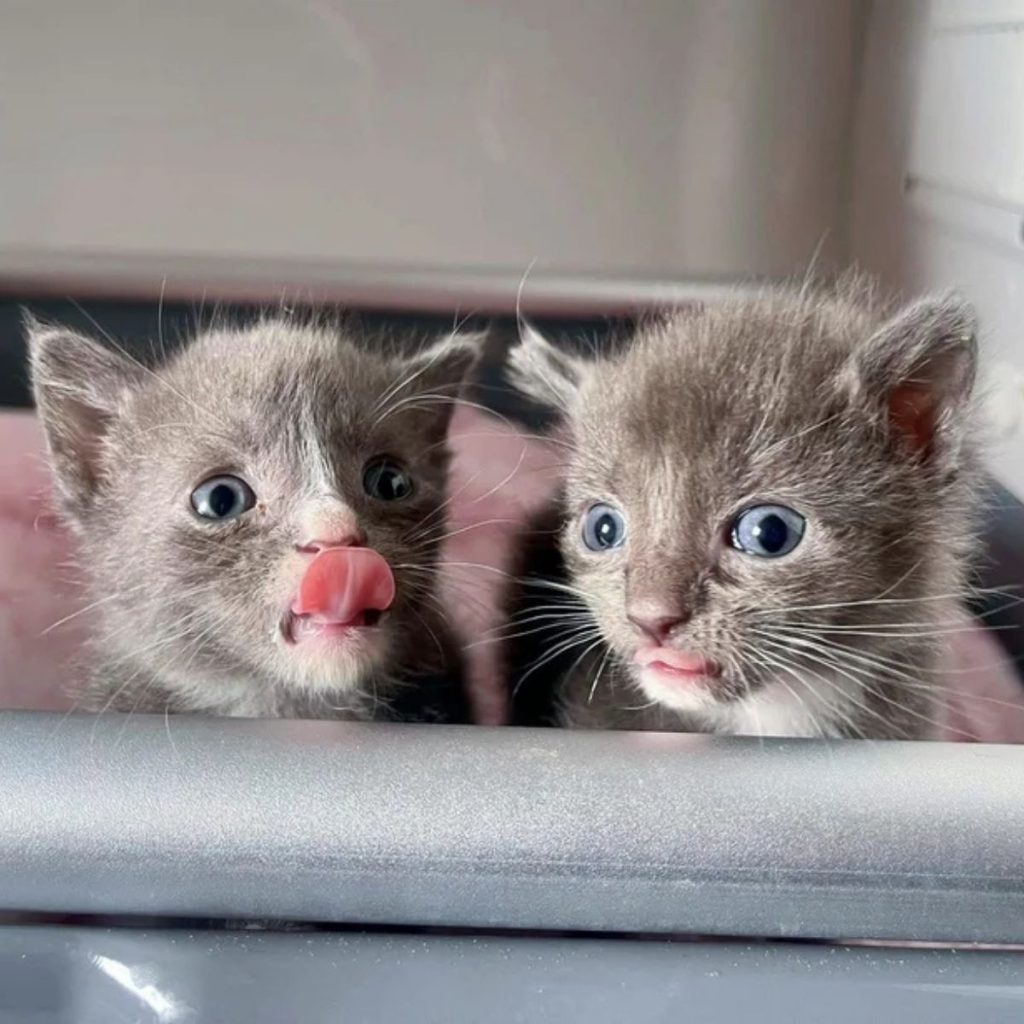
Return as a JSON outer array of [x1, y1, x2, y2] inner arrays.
[[933, 608, 1024, 742], [440, 405, 563, 723], [2, 406, 1022, 740], [0, 413, 88, 710]]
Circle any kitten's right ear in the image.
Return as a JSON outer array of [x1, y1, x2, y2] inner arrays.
[[26, 315, 143, 520], [506, 323, 588, 414], [847, 295, 977, 466]]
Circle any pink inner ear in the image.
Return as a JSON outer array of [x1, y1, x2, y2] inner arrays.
[[888, 382, 936, 455]]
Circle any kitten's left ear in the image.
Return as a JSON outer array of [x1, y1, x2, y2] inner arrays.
[[849, 294, 977, 464], [26, 314, 145, 522]]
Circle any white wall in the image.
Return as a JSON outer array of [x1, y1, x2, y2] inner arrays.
[[849, 0, 1024, 497], [0, 0, 861, 280]]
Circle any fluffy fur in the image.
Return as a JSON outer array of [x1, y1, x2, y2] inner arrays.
[[504, 281, 985, 739], [28, 314, 478, 720]]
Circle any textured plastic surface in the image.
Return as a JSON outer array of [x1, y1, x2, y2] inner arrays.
[[2, 926, 1024, 1024], [2, 711, 1024, 943]]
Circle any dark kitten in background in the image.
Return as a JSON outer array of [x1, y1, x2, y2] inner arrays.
[[504, 279, 983, 739], [29, 315, 477, 721]]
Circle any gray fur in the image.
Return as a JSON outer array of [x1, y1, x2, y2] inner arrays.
[[507, 280, 982, 739], [29, 315, 477, 719]]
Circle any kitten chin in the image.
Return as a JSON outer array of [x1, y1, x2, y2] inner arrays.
[[504, 279, 985, 740], [28, 313, 481, 723]]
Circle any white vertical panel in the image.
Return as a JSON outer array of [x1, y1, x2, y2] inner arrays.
[[930, 0, 1024, 30], [909, 31, 1024, 207], [850, 0, 1024, 498]]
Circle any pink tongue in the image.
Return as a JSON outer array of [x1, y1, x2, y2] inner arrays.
[[293, 547, 396, 623]]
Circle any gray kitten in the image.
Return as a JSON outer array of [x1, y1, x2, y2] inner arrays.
[[505, 281, 982, 739], [29, 315, 477, 721]]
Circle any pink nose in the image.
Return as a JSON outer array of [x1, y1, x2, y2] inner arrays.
[[297, 529, 367, 554], [292, 547, 396, 623], [627, 606, 691, 643]]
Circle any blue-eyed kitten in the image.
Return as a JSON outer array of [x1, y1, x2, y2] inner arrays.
[[29, 315, 478, 721], [504, 281, 982, 739]]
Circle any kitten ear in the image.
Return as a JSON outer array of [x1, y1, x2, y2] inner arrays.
[[393, 329, 483, 437], [506, 322, 587, 414], [26, 314, 143, 520], [404, 330, 482, 393], [850, 295, 977, 464]]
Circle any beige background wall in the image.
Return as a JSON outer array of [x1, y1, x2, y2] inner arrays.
[[0, 0, 860, 278], [2, 0, 1022, 492]]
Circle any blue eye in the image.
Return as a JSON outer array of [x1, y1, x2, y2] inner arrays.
[[582, 503, 626, 551], [190, 475, 256, 521], [730, 504, 805, 558]]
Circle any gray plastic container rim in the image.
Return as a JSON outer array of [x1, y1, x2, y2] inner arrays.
[[0, 710, 1022, 944]]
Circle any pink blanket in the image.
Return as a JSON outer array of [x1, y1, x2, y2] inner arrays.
[[2, 407, 1022, 739]]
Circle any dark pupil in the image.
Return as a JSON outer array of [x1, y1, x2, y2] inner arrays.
[[377, 468, 408, 500], [595, 513, 618, 548], [208, 484, 238, 517], [753, 513, 788, 553]]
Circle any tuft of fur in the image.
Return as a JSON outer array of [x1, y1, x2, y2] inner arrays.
[[28, 314, 479, 720], [504, 280, 983, 739]]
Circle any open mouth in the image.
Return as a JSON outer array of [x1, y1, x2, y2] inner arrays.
[[281, 608, 385, 646]]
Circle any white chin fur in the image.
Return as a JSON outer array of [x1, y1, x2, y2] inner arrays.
[[638, 672, 722, 717], [272, 631, 386, 695], [724, 674, 863, 738], [641, 669, 861, 739]]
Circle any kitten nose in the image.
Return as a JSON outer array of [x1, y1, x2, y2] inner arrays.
[[298, 532, 366, 554], [627, 604, 691, 643], [297, 500, 366, 553]]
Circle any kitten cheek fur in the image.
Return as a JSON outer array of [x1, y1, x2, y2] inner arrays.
[[28, 315, 479, 720], [507, 284, 981, 739]]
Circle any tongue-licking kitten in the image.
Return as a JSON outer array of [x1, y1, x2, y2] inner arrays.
[[29, 315, 477, 721], [504, 283, 983, 739]]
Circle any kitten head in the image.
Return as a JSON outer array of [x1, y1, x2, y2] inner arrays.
[[29, 315, 478, 710], [509, 287, 979, 736]]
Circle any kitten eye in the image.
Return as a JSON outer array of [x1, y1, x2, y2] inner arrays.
[[582, 503, 626, 552], [190, 475, 256, 521], [730, 504, 805, 558], [363, 458, 414, 502]]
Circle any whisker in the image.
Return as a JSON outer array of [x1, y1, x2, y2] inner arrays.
[[588, 647, 613, 705], [39, 586, 146, 636], [468, 620, 599, 650], [749, 646, 873, 739], [520, 576, 595, 603], [770, 621, 1017, 640], [756, 627, 932, 684], [513, 630, 606, 695], [756, 634, 974, 740], [404, 518, 521, 549], [754, 588, 1018, 617]]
